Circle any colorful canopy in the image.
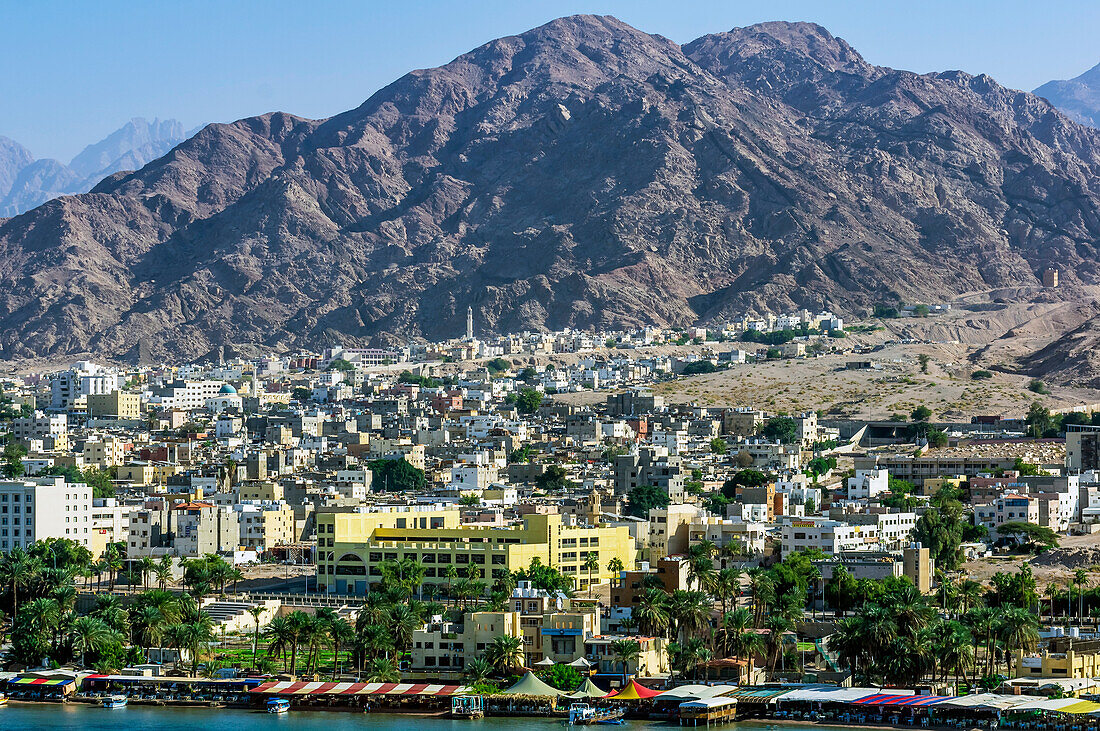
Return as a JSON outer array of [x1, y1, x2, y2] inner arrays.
[[502, 671, 563, 698], [853, 693, 952, 707], [566, 677, 611, 700], [251, 681, 468, 696], [609, 679, 662, 700], [8, 677, 75, 686]]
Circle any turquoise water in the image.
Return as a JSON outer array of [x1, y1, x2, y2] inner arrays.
[[0, 704, 820, 731]]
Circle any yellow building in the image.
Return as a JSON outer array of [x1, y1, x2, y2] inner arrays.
[[1017, 639, 1100, 679], [83, 435, 127, 469], [238, 481, 284, 502], [117, 463, 155, 486], [316, 510, 635, 596], [409, 611, 522, 677], [87, 391, 142, 420], [238, 503, 296, 553], [585, 634, 671, 679]]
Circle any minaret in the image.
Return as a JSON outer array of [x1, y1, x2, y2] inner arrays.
[[466, 306, 474, 340]]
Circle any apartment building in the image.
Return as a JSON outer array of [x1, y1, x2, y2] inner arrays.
[[779, 518, 878, 557], [147, 380, 226, 410], [235, 501, 296, 554], [51, 361, 118, 410], [87, 391, 142, 420], [614, 447, 686, 501], [317, 510, 634, 596], [0, 476, 93, 551]]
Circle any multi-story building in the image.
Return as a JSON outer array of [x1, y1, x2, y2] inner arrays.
[[779, 518, 878, 557], [11, 411, 68, 445], [585, 634, 670, 679], [83, 435, 127, 469], [847, 469, 890, 500], [51, 361, 118, 410], [614, 447, 686, 501], [0, 476, 93, 551], [147, 380, 226, 411], [317, 511, 634, 596], [235, 501, 296, 554], [87, 391, 142, 420], [90, 497, 138, 557]]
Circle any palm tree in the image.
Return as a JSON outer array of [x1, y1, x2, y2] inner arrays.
[[670, 591, 712, 643], [583, 552, 600, 592], [365, 657, 399, 683], [720, 607, 753, 657], [1074, 569, 1089, 621], [283, 610, 311, 677], [714, 567, 742, 616], [134, 605, 167, 654], [464, 656, 494, 684], [1046, 583, 1060, 619], [607, 557, 625, 586], [484, 634, 525, 675], [155, 555, 173, 590], [388, 603, 421, 653], [69, 615, 115, 668], [749, 571, 776, 628], [999, 607, 1040, 678], [248, 606, 265, 671], [634, 588, 670, 637], [137, 556, 155, 591], [610, 638, 642, 685], [955, 580, 984, 616], [733, 630, 767, 684], [329, 618, 355, 679], [764, 614, 792, 674], [0, 547, 42, 618]]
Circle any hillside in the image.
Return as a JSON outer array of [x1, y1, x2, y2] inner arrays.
[[2, 16, 1100, 362]]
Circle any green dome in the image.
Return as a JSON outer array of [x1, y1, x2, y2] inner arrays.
[[218, 383, 237, 394]]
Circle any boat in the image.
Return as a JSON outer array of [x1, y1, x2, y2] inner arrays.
[[0, 692, 7, 706], [101, 695, 128, 709], [451, 695, 485, 719], [266, 698, 291, 714], [568, 703, 626, 726]]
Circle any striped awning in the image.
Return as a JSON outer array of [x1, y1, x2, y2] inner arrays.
[[251, 681, 469, 696], [853, 694, 952, 706], [8, 677, 75, 686]]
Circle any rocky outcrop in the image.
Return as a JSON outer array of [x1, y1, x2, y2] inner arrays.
[[2, 16, 1100, 361]]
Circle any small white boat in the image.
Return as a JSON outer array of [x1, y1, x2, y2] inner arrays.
[[101, 695, 128, 708], [0, 692, 7, 706], [267, 698, 290, 714], [569, 703, 625, 726]]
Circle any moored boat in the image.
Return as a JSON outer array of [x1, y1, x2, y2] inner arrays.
[[101, 695, 128, 709], [266, 698, 290, 714], [568, 703, 625, 725]]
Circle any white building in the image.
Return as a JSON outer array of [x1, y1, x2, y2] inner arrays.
[[11, 411, 67, 442], [847, 469, 890, 500], [51, 361, 118, 410], [0, 476, 93, 551], [147, 380, 226, 411], [780, 518, 878, 557]]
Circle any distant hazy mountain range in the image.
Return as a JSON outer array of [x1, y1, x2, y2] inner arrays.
[[0, 118, 198, 216], [1035, 62, 1100, 128]]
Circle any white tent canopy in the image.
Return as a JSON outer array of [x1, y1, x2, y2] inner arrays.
[[939, 694, 1031, 711], [1008, 698, 1084, 712], [779, 687, 907, 703]]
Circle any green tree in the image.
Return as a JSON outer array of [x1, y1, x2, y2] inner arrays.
[[484, 634, 525, 674], [709, 437, 728, 455], [626, 485, 670, 518], [515, 388, 543, 414], [610, 638, 642, 684], [918, 354, 931, 373], [759, 417, 798, 443], [367, 458, 426, 491], [535, 464, 572, 492], [911, 405, 933, 422], [536, 663, 583, 690]]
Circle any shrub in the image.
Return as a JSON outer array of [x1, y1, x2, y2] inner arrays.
[[970, 370, 993, 380]]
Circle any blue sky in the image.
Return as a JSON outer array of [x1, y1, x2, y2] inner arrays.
[[3, 0, 1100, 161]]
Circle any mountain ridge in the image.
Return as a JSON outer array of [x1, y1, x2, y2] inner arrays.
[[2, 15, 1100, 363]]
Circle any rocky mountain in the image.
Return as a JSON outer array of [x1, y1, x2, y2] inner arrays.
[[1035, 62, 1100, 128], [0, 118, 192, 216], [3, 16, 1100, 362]]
